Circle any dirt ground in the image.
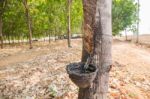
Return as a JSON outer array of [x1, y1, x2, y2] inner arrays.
[[0, 39, 150, 99]]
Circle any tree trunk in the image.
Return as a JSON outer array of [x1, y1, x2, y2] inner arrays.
[[21, 36, 24, 44], [80, 0, 112, 99], [54, 28, 57, 41], [12, 36, 15, 45], [67, 0, 71, 47], [8, 32, 10, 45], [17, 35, 20, 44], [44, 37, 46, 42], [49, 31, 51, 43], [125, 29, 127, 41], [23, 0, 33, 49], [136, 0, 139, 43], [0, 15, 3, 49], [0, 0, 7, 48], [44, 32, 46, 42]]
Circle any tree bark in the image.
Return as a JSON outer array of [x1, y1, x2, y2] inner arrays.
[[67, 0, 71, 47], [23, 0, 33, 49], [125, 29, 127, 41], [8, 31, 10, 45], [12, 36, 15, 45], [80, 0, 112, 99], [54, 27, 57, 41], [0, 15, 3, 49], [21, 36, 24, 44], [49, 31, 51, 43], [136, 0, 139, 43]]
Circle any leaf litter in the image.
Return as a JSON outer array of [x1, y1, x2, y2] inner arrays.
[[0, 39, 150, 99]]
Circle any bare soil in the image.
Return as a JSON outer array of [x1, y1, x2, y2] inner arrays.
[[0, 39, 149, 99]]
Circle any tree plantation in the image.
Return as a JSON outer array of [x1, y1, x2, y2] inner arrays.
[[0, 0, 137, 49], [0, 0, 83, 48]]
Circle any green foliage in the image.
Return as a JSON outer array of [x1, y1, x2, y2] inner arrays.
[[3, 0, 27, 40], [71, 0, 83, 33], [1, 0, 137, 41], [2, 0, 83, 41], [112, 0, 138, 35]]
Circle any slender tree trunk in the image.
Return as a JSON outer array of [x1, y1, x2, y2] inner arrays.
[[0, 15, 3, 49], [136, 0, 139, 43], [54, 28, 57, 41], [21, 36, 24, 44], [0, 0, 6, 48], [9, 22, 13, 45], [49, 31, 51, 43], [17, 35, 20, 44], [125, 29, 127, 41], [12, 36, 15, 45], [44, 37, 45, 42], [23, 0, 33, 49], [67, 0, 71, 47], [8, 32, 10, 45], [80, 0, 112, 99]]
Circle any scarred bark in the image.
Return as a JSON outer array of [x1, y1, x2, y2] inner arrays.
[[82, 0, 97, 62], [80, 0, 112, 99]]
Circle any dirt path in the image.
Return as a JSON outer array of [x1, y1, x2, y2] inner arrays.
[[112, 40, 150, 98], [113, 40, 150, 80]]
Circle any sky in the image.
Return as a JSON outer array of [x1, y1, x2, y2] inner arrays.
[[139, 0, 150, 34]]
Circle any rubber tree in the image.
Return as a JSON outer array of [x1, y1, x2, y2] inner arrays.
[[125, 29, 127, 41], [0, 12, 3, 49], [67, 0, 72, 47], [136, 0, 139, 43], [22, 0, 33, 49], [80, 0, 112, 99], [0, 0, 6, 49]]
